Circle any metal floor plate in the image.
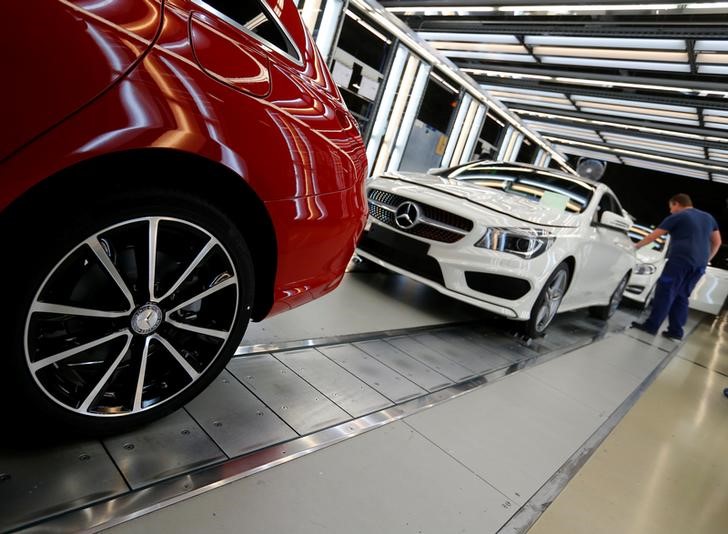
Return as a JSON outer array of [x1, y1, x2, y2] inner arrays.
[[354, 339, 453, 392], [227, 354, 350, 436], [276, 348, 393, 418], [185, 370, 298, 458], [0, 440, 128, 532], [103, 410, 226, 490], [2, 306, 700, 533]]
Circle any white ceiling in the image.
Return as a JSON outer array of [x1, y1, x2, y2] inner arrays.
[[383, 1, 728, 182]]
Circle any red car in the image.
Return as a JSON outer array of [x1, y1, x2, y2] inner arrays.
[[0, 0, 367, 434]]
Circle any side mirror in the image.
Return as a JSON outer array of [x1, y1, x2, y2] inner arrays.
[[600, 211, 630, 231]]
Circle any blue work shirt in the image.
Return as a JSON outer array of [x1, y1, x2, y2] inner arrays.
[[659, 208, 718, 268]]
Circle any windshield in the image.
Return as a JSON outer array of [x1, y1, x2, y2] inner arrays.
[[437, 163, 595, 214], [628, 224, 667, 252]]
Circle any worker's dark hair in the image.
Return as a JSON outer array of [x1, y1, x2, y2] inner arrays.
[[670, 193, 693, 207]]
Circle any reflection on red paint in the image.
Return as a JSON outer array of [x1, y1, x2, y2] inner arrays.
[[1, 0, 367, 319]]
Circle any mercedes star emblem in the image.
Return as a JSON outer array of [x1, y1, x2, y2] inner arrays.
[[394, 201, 420, 230]]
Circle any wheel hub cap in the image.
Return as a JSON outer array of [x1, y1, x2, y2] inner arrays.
[[131, 303, 163, 335]]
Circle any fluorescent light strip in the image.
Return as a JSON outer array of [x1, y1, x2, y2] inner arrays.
[[431, 42, 528, 54], [697, 52, 728, 64], [709, 149, 728, 162], [695, 40, 728, 51], [465, 68, 554, 81], [462, 105, 487, 165], [442, 94, 473, 167], [527, 122, 603, 140], [511, 108, 728, 143], [601, 132, 705, 156], [301, 0, 322, 33], [699, 65, 728, 75], [712, 174, 728, 184], [351, 0, 573, 170], [387, 6, 495, 13], [497, 3, 728, 13], [705, 109, 728, 117], [621, 157, 710, 179], [533, 46, 688, 62], [573, 95, 696, 113], [705, 121, 728, 131], [494, 97, 577, 110], [487, 91, 572, 104], [442, 50, 538, 62], [366, 45, 408, 172], [539, 55, 691, 72], [524, 36, 686, 50], [316, 0, 345, 59], [452, 100, 481, 165], [575, 102, 698, 120], [465, 67, 723, 96], [389, 3, 728, 15], [419, 32, 520, 45], [480, 85, 568, 99], [554, 138, 727, 172], [526, 121, 600, 134], [388, 61, 431, 172], [579, 107, 700, 126], [534, 150, 552, 167], [553, 145, 622, 163], [374, 53, 420, 177], [497, 127, 519, 162]]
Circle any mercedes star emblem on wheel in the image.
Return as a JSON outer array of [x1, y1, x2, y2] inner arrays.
[[394, 201, 421, 229]]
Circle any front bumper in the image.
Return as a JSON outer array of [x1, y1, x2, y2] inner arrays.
[[624, 272, 655, 303], [357, 219, 559, 321]]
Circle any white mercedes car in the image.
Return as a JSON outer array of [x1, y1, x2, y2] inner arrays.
[[625, 224, 669, 308], [357, 161, 636, 337]]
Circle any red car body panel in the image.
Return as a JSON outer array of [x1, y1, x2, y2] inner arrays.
[[0, 0, 368, 318]]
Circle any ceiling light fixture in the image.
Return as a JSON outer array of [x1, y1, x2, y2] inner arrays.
[[511, 108, 728, 143]]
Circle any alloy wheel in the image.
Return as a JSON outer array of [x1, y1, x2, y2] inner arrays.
[[24, 217, 240, 417], [535, 269, 568, 333]]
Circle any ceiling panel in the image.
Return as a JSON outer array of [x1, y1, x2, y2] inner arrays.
[[383, 0, 728, 183]]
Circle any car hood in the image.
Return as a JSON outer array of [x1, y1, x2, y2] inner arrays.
[[636, 248, 665, 265], [383, 172, 583, 228]]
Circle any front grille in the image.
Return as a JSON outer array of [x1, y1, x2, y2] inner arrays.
[[357, 226, 444, 286], [367, 189, 473, 244]]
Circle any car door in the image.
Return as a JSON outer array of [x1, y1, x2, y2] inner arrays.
[[581, 192, 631, 301]]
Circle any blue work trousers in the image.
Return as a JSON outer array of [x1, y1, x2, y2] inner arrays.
[[643, 258, 705, 338]]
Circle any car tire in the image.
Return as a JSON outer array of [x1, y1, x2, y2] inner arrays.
[[1, 188, 254, 436], [525, 262, 570, 338], [590, 273, 629, 320]]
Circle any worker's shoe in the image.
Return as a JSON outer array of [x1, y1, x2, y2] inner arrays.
[[661, 330, 682, 341], [630, 321, 657, 335]]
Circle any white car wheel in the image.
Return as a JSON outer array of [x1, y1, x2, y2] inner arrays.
[[526, 263, 570, 338]]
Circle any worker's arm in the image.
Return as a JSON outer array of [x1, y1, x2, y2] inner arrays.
[[709, 229, 722, 262], [634, 228, 668, 250]]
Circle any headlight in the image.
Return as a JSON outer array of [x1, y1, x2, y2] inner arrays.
[[474, 227, 554, 259], [635, 263, 657, 275]]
